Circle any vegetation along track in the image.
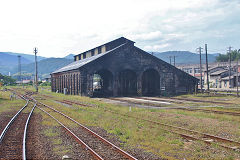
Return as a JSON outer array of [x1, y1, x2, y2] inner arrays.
[[0, 99, 36, 160], [109, 97, 240, 116], [151, 96, 234, 105], [57, 98, 240, 152], [10, 89, 240, 153], [23, 94, 137, 160], [113, 96, 234, 106], [129, 97, 240, 116], [12, 89, 137, 160]]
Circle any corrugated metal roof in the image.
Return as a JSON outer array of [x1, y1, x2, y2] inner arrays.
[[73, 37, 134, 58], [52, 43, 126, 74], [222, 76, 234, 80], [210, 69, 228, 76]]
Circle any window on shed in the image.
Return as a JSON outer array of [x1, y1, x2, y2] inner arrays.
[[98, 47, 102, 54], [194, 68, 200, 73]]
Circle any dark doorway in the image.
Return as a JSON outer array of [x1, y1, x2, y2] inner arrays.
[[142, 69, 160, 96], [119, 69, 137, 96], [93, 69, 113, 97]]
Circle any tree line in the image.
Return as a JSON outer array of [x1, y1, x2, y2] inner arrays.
[[0, 73, 16, 86], [216, 50, 240, 62]]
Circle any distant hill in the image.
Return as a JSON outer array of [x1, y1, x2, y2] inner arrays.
[[0, 52, 32, 66], [13, 58, 73, 78], [64, 54, 75, 60], [0, 50, 219, 79], [152, 51, 218, 64], [0, 57, 73, 78], [5, 52, 46, 62]]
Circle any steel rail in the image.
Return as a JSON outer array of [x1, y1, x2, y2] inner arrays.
[[59, 99, 240, 151], [37, 101, 137, 160], [108, 97, 164, 107], [22, 103, 36, 160], [60, 99, 98, 108], [111, 97, 240, 116], [178, 108, 240, 116], [137, 97, 183, 103], [11, 89, 240, 152], [12, 90, 240, 152], [0, 100, 29, 143], [15, 93, 104, 160], [37, 106, 104, 160], [132, 96, 233, 105], [169, 97, 233, 105], [105, 110, 240, 151]]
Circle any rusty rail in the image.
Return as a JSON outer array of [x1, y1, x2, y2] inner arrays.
[[22, 103, 36, 160], [111, 97, 240, 116], [37, 101, 137, 160], [0, 100, 29, 143], [59, 99, 240, 152], [37, 106, 104, 160], [13, 89, 240, 153]]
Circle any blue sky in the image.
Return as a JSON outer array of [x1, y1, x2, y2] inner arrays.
[[0, 0, 239, 57]]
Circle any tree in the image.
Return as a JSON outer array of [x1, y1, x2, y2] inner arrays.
[[0, 73, 16, 86], [216, 50, 240, 62]]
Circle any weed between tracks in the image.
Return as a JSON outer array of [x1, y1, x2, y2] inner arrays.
[[36, 108, 74, 158], [5, 87, 240, 159], [0, 90, 26, 114], [38, 98, 240, 159]]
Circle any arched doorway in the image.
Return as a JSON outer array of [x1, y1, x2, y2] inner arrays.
[[142, 69, 160, 96], [93, 69, 113, 97], [119, 69, 137, 96]]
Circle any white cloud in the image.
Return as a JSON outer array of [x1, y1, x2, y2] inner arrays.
[[144, 43, 170, 51], [129, 31, 162, 41], [0, 0, 239, 57]]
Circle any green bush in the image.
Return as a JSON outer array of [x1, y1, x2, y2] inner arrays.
[[40, 82, 51, 86]]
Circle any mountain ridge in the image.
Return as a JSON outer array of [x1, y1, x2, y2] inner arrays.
[[152, 51, 218, 64], [0, 51, 218, 78], [2, 52, 47, 62]]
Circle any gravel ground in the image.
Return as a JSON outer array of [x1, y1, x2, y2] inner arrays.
[[27, 112, 95, 159], [0, 112, 29, 159], [0, 111, 16, 134], [88, 126, 165, 160], [69, 124, 130, 159]]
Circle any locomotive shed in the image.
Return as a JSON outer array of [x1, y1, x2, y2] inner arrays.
[[51, 37, 198, 97]]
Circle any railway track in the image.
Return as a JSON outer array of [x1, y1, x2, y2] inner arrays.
[[36, 101, 137, 160], [108, 97, 171, 107], [16, 92, 137, 160], [108, 97, 240, 116], [129, 97, 240, 116], [56, 98, 240, 152], [9, 90, 138, 159], [10, 89, 240, 153], [111, 96, 234, 106], [177, 108, 240, 116], [0, 100, 36, 160], [159, 96, 233, 105]]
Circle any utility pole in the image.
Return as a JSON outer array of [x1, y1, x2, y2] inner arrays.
[[169, 56, 172, 65], [228, 46, 232, 89], [34, 47, 38, 92], [205, 44, 209, 93], [237, 49, 240, 97], [18, 56, 22, 86], [197, 47, 203, 93], [173, 56, 176, 66], [237, 57, 239, 97]]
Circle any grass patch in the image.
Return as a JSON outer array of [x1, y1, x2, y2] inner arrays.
[[43, 128, 58, 137], [11, 86, 240, 159]]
